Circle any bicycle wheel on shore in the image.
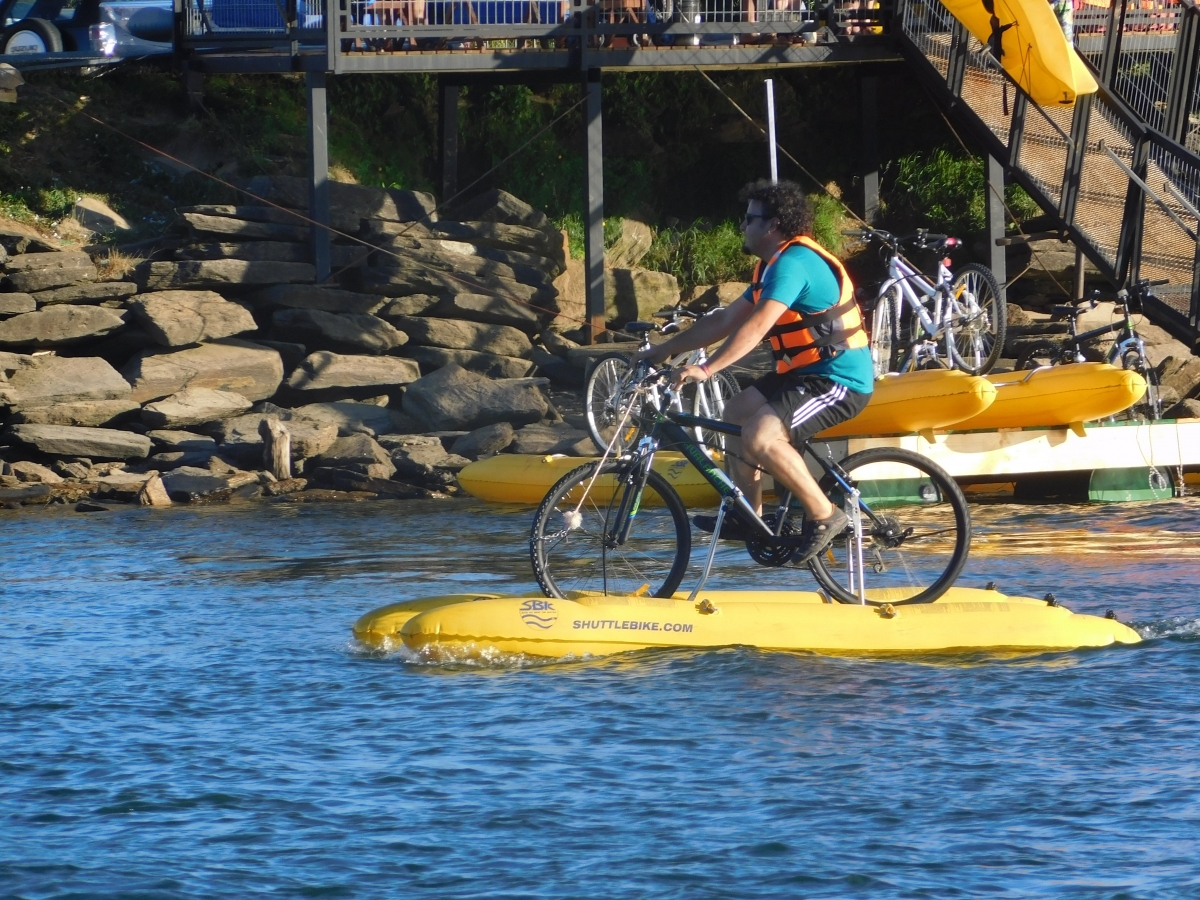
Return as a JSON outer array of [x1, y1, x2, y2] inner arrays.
[[949, 263, 1006, 375], [869, 285, 900, 377], [584, 352, 637, 453], [689, 370, 740, 452], [530, 460, 692, 600], [806, 447, 971, 605], [1118, 349, 1163, 420]]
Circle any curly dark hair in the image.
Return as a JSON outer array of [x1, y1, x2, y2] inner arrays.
[[737, 179, 813, 238]]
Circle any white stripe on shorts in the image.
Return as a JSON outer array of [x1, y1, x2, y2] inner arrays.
[[790, 382, 848, 429]]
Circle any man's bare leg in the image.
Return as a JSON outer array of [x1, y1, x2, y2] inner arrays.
[[740, 408, 836, 521], [718, 386, 770, 514]]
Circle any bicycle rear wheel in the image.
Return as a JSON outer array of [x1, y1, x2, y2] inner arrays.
[[807, 447, 971, 605], [1118, 349, 1162, 420], [530, 461, 692, 600], [689, 370, 740, 452], [584, 352, 638, 453], [949, 263, 1006, 375]]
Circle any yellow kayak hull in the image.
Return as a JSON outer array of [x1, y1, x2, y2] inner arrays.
[[353, 586, 1141, 658], [952, 363, 1146, 431], [818, 369, 997, 438], [457, 451, 722, 506], [940, 0, 1098, 107]]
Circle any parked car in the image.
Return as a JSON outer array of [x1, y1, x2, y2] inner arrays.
[[0, 0, 173, 57]]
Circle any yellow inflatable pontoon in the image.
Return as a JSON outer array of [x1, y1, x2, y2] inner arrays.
[[940, 0, 1099, 107], [952, 363, 1146, 432], [817, 369, 996, 438], [458, 451, 722, 506], [354, 587, 1140, 659]]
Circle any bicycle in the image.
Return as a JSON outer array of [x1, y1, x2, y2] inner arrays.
[[1015, 277, 1165, 420], [583, 305, 742, 455], [845, 227, 1006, 377], [532, 363, 972, 605]]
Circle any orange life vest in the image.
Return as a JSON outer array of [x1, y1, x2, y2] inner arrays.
[[749, 235, 867, 374]]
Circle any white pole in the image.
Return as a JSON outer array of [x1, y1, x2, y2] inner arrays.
[[765, 78, 778, 183]]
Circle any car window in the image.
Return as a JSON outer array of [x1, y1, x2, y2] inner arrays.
[[4, 0, 37, 25], [52, 0, 80, 20]]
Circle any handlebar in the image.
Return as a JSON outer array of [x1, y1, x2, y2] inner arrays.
[[842, 227, 959, 252]]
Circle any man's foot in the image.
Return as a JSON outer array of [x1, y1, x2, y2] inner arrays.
[[693, 511, 775, 540], [792, 508, 850, 565]]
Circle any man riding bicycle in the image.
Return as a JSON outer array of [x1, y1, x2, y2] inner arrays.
[[632, 179, 874, 564]]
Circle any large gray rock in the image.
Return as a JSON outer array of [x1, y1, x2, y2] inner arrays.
[[402, 364, 549, 431], [285, 351, 420, 393], [1157, 355, 1200, 401], [450, 422, 514, 460], [250, 284, 386, 315], [389, 315, 532, 358], [0, 355, 131, 406], [356, 264, 553, 309], [384, 434, 470, 485], [207, 412, 338, 463], [8, 424, 151, 459], [32, 281, 138, 306], [287, 400, 411, 437], [160, 467, 233, 502], [430, 293, 542, 333], [310, 433, 396, 480], [379, 295, 439, 319], [547, 261, 681, 332], [122, 339, 284, 403], [0, 305, 125, 348], [127, 291, 257, 347], [3, 250, 93, 273], [146, 430, 218, 452], [10, 399, 140, 427], [0, 293, 35, 317], [4, 265, 98, 293], [141, 388, 255, 428], [401, 346, 535, 379], [270, 308, 406, 356], [176, 241, 369, 269], [181, 212, 308, 243], [240, 175, 436, 232], [606, 219, 654, 269], [510, 422, 590, 455], [136, 259, 315, 291], [449, 189, 551, 232]]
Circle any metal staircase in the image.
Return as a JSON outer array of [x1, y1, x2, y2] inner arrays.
[[895, 0, 1200, 346]]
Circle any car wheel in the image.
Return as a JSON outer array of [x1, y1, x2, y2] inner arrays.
[[2, 18, 64, 54]]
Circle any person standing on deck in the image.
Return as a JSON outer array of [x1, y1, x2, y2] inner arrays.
[[632, 178, 874, 564]]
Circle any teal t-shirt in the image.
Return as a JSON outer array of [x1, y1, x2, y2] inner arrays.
[[742, 243, 874, 395]]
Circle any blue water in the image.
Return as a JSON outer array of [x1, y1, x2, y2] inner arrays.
[[3, 499, 1200, 899]]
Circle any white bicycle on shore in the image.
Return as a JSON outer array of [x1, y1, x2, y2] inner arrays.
[[583, 306, 740, 456], [847, 227, 1006, 377]]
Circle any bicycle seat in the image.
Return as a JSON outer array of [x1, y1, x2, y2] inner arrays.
[[625, 322, 656, 334]]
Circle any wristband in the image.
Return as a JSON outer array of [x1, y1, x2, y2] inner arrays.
[[699, 362, 712, 379]]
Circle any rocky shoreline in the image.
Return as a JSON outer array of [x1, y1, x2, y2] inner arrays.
[[4, 181, 1200, 514], [0, 183, 688, 512]]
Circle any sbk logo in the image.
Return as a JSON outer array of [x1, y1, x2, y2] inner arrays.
[[519, 599, 557, 630]]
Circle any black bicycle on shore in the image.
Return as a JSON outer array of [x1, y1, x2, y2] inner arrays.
[[1016, 278, 1165, 420], [530, 361, 971, 606]]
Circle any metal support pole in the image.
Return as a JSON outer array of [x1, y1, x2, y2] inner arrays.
[[1060, 93, 1092, 228], [306, 70, 331, 283], [860, 74, 879, 223], [438, 79, 460, 205], [765, 78, 778, 183], [1115, 135, 1150, 285], [583, 71, 606, 343], [946, 19, 969, 98], [1006, 93, 1027, 168], [1162, 5, 1200, 146], [1097, 0, 1126, 88], [985, 154, 1007, 302]]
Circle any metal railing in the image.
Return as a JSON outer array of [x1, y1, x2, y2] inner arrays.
[[896, 0, 1200, 344]]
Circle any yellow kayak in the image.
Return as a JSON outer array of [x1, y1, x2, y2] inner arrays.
[[818, 369, 997, 438], [951, 363, 1146, 431], [353, 586, 1141, 658], [457, 451, 722, 506], [940, 0, 1098, 107]]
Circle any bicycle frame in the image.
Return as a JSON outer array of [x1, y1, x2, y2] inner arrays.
[[880, 253, 957, 370]]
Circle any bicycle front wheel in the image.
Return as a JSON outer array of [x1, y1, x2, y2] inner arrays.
[[584, 352, 638, 453], [949, 263, 1006, 375], [807, 447, 971, 605], [869, 286, 900, 377], [689, 370, 740, 452], [1118, 349, 1163, 420], [530, 461, 692, 600]]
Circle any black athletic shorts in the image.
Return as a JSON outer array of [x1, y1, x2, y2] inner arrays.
[[751, 371, 871, 446]]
